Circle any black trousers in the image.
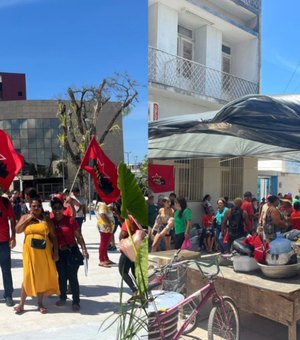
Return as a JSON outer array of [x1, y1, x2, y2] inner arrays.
[[118, 253, 137, 293], [174, 232, 185, 250], [0, 242, 13, 299], [56, 249, 80, 305]]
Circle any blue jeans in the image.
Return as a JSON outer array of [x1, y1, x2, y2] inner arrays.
[[0, 242, 14, 298], [215, 227, 227, 253]]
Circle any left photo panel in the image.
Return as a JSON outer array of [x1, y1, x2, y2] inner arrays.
[[0, 0, 149, 339]]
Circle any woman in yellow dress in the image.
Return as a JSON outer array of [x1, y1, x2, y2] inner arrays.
[[13, 197, 59, 314]]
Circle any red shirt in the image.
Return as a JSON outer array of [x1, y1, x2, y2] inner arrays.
[[202, 214, 214, 228], [290, 210, 300, 230], [241, 200, 254, 231], [0, 198, 14, 242], [121, 216, 140, 235], [51, 216, 79, 247]]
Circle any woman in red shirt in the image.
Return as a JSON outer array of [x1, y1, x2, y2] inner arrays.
[[50, 197, 89, 312], [290, 201, 300, 230]]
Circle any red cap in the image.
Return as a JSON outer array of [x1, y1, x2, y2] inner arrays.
[[53, 194, 64, 202]]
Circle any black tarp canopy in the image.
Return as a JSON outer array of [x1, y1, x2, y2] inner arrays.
[[148, 94, 300, 161]]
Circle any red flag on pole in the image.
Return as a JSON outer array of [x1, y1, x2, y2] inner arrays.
[[80, 136, 120, 204], [148, 164, 175, 193], [0, 129, 24, 191]]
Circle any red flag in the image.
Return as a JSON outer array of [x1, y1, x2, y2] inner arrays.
[[80, 136, 120, 204], [148, 164, 174, 193], [0, 130, 24, 191]]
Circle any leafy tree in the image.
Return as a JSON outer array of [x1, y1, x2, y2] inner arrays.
[[57, 73, 139, 196], [137, 155, 148, 195]]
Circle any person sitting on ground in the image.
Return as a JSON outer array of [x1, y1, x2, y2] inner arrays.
[[202, 206, 215, 253], [50, 197, 89, 312], [221, 197, 250, 251]]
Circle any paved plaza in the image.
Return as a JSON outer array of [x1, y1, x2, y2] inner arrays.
[[0, 215, 299, 339]]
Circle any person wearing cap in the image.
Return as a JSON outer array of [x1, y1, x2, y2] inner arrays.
[[50, 197, 89, 312], [241, 191, 254, 233]]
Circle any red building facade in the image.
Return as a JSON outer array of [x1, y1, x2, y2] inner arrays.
[[0, 72, 26, 100]]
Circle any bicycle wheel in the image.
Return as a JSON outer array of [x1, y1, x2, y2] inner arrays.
[[207, 297, 240, 340], [178, 297, 200, 335]]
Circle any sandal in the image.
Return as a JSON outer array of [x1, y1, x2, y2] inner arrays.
[[98, 263, 111, 268], [72, 304, 80, 312], [38, 305, 48, 314], [14, 304, 24, 314]]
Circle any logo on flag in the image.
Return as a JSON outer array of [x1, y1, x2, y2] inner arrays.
[[0, 130, 24, 190], [148, 164, 174, 193], [80, 136, 120, 204]]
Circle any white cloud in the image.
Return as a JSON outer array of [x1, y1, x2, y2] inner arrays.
[[0, 0, 46, 8]]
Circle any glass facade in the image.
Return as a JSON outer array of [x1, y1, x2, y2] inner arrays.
[[0, 118, 61, 177]]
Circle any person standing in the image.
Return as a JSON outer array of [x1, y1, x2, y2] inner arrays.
[[50, 197, 89, 312], [71, 187, 86, 231], [214, 198, 228, 253], [95, 199, 115, 267], [0, 195, 16, 307], [241, 191, 254, 233], [173, 197, 192, 249], [14, 197, 59, 314]]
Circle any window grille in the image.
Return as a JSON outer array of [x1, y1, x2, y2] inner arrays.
[[175, 159, 203, 201], [220, 158, 243, 200]]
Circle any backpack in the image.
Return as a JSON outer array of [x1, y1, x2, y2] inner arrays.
[[228, 207, 244, 237]]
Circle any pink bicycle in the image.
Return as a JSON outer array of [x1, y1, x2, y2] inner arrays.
[[148, 255, 240, 339]]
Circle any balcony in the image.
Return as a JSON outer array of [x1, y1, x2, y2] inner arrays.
[[231, 0, 261, 13], [149, 47, 259, 104]]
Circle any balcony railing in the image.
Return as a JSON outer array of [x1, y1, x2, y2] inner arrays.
[[232, 0, 261, 12], [149, 47, 259, 103]]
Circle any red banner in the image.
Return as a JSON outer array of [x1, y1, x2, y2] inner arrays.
[[0, 130, 24, 191], [80, 136, 120, 204], [148, 164, 174, 193]]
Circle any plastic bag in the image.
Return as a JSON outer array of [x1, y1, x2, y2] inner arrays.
[[181, 239, 192, 250]]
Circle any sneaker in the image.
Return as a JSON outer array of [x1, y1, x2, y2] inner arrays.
[[5, 297, 14, 307]]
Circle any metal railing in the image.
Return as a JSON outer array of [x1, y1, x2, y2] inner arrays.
[[237, 0, 261, 11], [149, 47, 259, 103]]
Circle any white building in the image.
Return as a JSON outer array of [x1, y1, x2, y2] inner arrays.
[[148, 0, 261, 220]]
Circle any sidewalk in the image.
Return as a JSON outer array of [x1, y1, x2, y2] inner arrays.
[[0, 215, 299, 339], [0, 215, 131, 340]]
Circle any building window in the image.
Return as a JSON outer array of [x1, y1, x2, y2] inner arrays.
[[18, 91, 23, 97], [177, 25, 194, 79], [220, 157, 243, 200], [222, 44, 231, 94], [174, 159, 203, 201]]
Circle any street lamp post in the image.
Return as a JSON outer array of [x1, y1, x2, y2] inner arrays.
[[124, 151, 131, 166], [85, 118, 92, 221]]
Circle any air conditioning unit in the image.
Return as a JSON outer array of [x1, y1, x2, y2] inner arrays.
[[148, 102, 159, 122]]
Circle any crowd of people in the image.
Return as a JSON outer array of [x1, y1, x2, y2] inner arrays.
[[147, 190, 300, 255], [0, 186, 144, 310]]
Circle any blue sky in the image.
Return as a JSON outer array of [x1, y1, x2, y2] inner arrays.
[[1, 0, 299, 164], [0, 0, 148, 164], [262, 1, 300, 95]]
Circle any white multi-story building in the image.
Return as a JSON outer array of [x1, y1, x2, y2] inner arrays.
[[148, 0, 261, 218]]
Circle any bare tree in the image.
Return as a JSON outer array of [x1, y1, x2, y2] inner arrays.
[[57, 73, 139, 195]]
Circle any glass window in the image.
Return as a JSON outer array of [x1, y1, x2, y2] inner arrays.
[[52, 139, 59, 148], [20, 119, 28, 129], [27, 119, 36, 128], [11, 129, 20, 139], [0, 121, 3, 129], [20, 129, 28, 138], [43, 119, 51, 129], [36, 139, 45, 149], [20, 138, 28, 148], [13, 139, 20, 149], [36, 129, 44, 139], [11, 120, 20, 129], [44, 139, 51, 147], [35, 119, 43, 129], [21, 149, 29, 159], [44, 129, 52, 139], [3, 120, 11, 129], [28, 138, 37, 148], [28, 128, 37, 139], [51, 119, 59, 128]]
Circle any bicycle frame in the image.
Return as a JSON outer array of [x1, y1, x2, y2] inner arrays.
[[149, 278, 223, 340]]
